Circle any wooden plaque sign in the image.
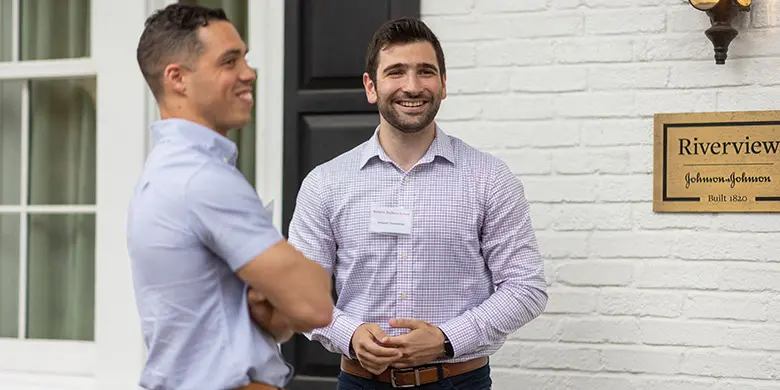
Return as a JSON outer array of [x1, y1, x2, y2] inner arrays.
[[654, 110, 780, 213]]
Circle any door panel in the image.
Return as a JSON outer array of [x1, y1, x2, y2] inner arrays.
[[282, 0, 420, 387], [301, 114, 382, 169]]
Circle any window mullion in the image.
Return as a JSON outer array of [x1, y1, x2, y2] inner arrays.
[[11, 0, 18, 62], [17, 80, 29, 340]]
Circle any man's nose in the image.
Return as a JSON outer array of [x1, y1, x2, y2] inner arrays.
[[402, 74, 423, 94], [241, 63, 257, 83]]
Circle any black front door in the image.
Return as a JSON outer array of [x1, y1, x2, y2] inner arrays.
[[280, 1, 420, 388]]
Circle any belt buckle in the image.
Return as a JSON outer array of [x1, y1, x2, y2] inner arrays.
[[390, 367, 420, 388]]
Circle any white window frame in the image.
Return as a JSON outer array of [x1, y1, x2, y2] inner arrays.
[[0, 0, 149, 387], [0, 0, 285, 387]]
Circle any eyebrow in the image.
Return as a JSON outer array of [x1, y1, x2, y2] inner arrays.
[[218, 48, 248, 61], [382, 62, 439, 74]]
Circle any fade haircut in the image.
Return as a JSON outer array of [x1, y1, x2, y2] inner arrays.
[[365, 17, 446, 84], [136, 3, 229, 97]]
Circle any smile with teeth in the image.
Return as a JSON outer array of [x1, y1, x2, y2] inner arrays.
[[397, 101, 425, 108], [238, 91, 253, 103]]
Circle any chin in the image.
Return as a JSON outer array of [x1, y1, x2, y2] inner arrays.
[[397, 125, 427, 134], [227, 115, 252, 130]]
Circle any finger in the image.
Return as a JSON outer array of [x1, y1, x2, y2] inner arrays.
[[390, 360, 413, 369], [360, 339, 403, 358], [378, 334, 409, 347], [361, 353, 402, 367], [358, 353, 395, 372], [370, 365, 389, 375], [367, 325, 388, 341], [389, 318, 424, 330], [249, 303, 270, 317], [247, 289, 266, 303], [362, 363, 387, 376]]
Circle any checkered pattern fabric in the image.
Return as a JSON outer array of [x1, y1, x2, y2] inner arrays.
[[288, 125, 547, 363]]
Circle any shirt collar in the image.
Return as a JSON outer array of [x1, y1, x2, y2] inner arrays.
[[359, 124, 455, 170], [151, 118, 239, 166]]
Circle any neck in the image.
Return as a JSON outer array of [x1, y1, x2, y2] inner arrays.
[[159, 101, 227, 136], [377, 121, 436, 172]]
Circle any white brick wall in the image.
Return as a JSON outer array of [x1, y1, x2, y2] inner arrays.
[[422, 0, 780, 389]]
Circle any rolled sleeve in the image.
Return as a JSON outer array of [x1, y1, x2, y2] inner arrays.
[[185, 162, 283, 271]]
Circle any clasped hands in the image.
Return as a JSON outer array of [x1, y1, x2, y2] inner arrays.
[[247, 287, 448, 374], [349, 319, 447, 375]]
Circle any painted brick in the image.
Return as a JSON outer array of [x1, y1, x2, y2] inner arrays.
[[586, 9, 666, 35], [599, 289, 685, 318], [414, 1, 780, 389], [556, 261, 634, 286], [551, 204, 632, 231]]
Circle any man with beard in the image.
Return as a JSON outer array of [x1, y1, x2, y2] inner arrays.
[[127, 4, 333, 390], [285, 17, 547, 389]]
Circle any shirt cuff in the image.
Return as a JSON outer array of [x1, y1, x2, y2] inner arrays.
[[329, 313, 364, 358], [438, 313, 483, 358]]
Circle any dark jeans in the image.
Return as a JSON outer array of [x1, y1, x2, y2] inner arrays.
[[337, 364, 491, 390]]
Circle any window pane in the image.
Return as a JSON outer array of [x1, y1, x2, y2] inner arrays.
[[20, 0, 90, 60], [0, 214, 19, 338], [0, 1, 11, 61], [181, 0, 256, 186], [26, 213, 95, 341], [28, 78, 96, 205], [0, 80, 22, 205]]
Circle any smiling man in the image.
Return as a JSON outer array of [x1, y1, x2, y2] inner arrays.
[[287, 17, 548, 390], [127, 4, 334, 390]]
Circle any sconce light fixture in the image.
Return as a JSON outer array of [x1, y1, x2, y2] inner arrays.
[[689, 0, 751, 64]]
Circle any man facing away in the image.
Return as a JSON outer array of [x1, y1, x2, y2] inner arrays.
[[127, 4, 333, 390], [288, 17, 548, 390]]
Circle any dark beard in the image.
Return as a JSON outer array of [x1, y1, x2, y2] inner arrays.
[[377, 92, 441, 134]]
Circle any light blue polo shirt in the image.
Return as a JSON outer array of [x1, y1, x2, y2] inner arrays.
[[126, 118, 293, 390]]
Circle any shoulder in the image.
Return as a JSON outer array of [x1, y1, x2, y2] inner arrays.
[[300, 139, 371, 188], [447, 133, 514, 181], [319, 140, 370, 175]]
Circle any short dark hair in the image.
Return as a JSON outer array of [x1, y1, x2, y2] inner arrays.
[[136, 3, 229, 97], [365, 17, 446, 83]]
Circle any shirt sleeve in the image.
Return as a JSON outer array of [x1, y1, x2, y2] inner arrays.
[[185, 162, 284, 272], [438, 160, 548, 358], [287, 166, 364, 357]]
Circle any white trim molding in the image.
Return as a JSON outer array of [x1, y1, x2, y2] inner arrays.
[[92, 0, 149, 389], [0, 339, 95, 376], [249, 0, 286, 231], [0, 59, 96, 80]]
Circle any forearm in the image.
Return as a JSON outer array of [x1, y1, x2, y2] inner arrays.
[[439, 282, 547, 358], [239, 241, 334, 331], [304, 306, 364, 358]]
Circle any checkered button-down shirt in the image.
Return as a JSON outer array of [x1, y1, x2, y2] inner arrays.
[[288, 125, 547, 363]]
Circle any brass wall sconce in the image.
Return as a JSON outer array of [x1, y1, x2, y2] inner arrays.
[[689, 0, 751, 64]]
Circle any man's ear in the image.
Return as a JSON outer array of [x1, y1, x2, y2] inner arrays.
[[363, 72, 377, 104], [162, 63, 187, 95]]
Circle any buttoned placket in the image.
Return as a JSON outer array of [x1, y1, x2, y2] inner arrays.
[[396, 170, 414, 323]]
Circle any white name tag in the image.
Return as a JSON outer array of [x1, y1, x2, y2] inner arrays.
[[369, 206, 412, 235]]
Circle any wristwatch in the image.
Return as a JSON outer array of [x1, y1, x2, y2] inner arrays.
[[442, 332, 454, 358]]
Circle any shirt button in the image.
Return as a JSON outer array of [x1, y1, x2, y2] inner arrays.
[[401, 292, 407, 300], [400, 253, 407, 259]]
